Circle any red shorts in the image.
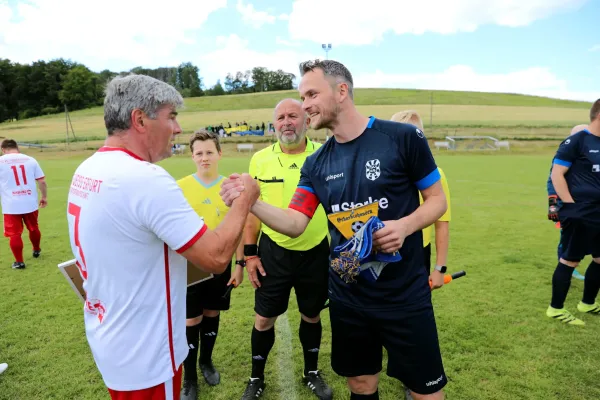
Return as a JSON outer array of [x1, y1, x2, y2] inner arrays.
[[108, 365, 182, 400], [3, 211, 39, 237]]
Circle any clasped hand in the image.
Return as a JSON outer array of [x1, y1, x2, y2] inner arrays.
[[219, 173, 260, 206]]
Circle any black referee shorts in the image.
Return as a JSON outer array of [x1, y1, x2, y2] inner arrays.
[[329, 300, 447, 395], [254, 233, 330, 319], [559, 203, 600, 262], [186, 264, 232, 319]]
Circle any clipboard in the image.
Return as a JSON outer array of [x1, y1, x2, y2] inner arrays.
[[57, 258, 215, 303]]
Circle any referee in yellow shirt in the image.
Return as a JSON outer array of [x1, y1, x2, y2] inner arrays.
[[177, 130, 244, 399], [391, 110, 451, 290], [240, 99, 332, 400]]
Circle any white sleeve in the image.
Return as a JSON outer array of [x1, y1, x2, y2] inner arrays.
[[34, 160, 45, 180], [138, 168, 206, 253]]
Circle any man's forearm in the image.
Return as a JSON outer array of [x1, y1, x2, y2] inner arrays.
[[38, 181, 47, 198], [211, 200, 252, 265], [434, 221, 449, 266], [250, 200, 307, 238], [402, 192, 447, 237], [235, 237, 245, 260], [551, 171, 574, 203], [244, 213, 261, 246]]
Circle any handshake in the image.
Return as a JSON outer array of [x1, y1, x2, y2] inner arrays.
[[219, 173, 261, 208]]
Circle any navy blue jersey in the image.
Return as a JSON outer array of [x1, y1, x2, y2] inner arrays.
[[289, 117, 441, 310], [553, 129, 600, 204]]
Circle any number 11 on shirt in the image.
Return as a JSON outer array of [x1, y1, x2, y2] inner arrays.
[[11, 165, 27, 186]]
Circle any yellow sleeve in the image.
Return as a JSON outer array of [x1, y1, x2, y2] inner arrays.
[[248, 154, 258, 178], [438, 168, 451, 222]]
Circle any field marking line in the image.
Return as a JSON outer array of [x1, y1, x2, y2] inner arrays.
[[274, 311, 298, 400]]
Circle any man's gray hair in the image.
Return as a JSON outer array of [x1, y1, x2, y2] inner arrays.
[[104, 74, 184, 135], [299, 59, 354, 100]]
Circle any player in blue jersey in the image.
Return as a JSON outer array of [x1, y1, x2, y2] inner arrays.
[[546, 99, 600, 326], [222, 59, 448, 400], [547, 124, 588, 281]]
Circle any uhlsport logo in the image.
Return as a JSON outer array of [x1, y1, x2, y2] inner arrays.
[[426, 374, 444, 387], [365, 159, 380, 181], [331, 196, 388, 213]]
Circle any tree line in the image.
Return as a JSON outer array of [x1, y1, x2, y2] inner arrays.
[[0, 59, 296, 123]]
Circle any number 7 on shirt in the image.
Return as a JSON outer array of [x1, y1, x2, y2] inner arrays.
[[68, 202, 88, 280]]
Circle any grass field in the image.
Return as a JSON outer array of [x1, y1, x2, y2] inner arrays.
[[1, 148, 600, 400]]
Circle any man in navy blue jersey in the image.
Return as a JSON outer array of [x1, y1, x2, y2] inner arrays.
[[546, 98, 600, 326], [547, 124, 588, 281], [221, 59, 448, 400]]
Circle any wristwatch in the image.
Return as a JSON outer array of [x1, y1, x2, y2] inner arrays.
[[235, 260, 246, 268], [434, 265, 447, 273]]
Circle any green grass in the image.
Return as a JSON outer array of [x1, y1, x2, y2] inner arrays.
[[1, 150, 600, 399]]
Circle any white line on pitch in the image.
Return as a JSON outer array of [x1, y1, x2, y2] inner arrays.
[[274, 312, 298, 400]]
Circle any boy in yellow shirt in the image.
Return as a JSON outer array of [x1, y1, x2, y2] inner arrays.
[[177, 130, 244, 399]]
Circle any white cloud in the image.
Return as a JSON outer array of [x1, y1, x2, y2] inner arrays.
[[287, 0, 589, 45], [236, 0, 277, 28], [276, 36, 302, 47], [589, 45, 600, 52], [198, 34, 317, 87], [278, 14, 290, 21], [354, 65, 597, 102], [0, 0, 226, 70]]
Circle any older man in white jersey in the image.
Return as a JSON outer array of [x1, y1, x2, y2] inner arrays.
[[0, 139, 47, 269], [66, 74, 258, 400]]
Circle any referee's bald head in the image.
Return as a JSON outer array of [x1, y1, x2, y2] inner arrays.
[[570, 124, 588, 136]]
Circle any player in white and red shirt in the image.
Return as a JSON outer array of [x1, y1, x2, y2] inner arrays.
[[67, 74, 258, 400], [0, 139, 47, 269]]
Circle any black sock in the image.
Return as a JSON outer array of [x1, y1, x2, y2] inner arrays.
[[582, 261, 600, 304], [551, 262, 574, 309], [350, 390, 379, 399], [200, 315, 220, 365], [183, 323, 200, 382], [251, 326, 275, 380], [299, 319, 322, 375]]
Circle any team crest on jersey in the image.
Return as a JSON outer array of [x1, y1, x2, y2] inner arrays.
[[416, 128, 425, 138], [365, 159, 380, 181]]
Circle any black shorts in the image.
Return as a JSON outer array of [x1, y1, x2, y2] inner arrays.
[[329, 300, 447, 396], [254, 234, 329, 319], [559, 203, 600, 262], [423, 243, 432, 275], [186, 264, 232, 318]]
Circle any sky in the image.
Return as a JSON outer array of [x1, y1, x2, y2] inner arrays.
[[0, 0, 598, 101]]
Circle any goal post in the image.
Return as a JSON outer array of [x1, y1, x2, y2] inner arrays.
[[444, 135, 507, 151]]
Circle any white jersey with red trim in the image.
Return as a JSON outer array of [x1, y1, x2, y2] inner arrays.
[[0, 153, 45, 215], [66, 147, 206, 391]]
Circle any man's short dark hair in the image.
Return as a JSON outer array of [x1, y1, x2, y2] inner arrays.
[[1, 139, 18, 150], [299, 59, 354, 100], [591, 99, 600, 122], [189, 129, 221, 153]]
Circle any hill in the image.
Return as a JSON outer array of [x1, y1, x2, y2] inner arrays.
[[0, 88, 592, 144]]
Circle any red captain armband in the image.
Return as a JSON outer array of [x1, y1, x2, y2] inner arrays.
[[289, 186, 319, 218]]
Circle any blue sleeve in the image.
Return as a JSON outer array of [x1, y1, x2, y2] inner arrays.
[[297, 156, 315, 193], [289, 156, 320, 217], [547, 165, 557, 196], [553, 134, 581, 168], [403, 125, 440, 190]]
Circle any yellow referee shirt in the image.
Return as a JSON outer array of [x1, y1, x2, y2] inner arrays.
[[420, 167, 451, 247], [249, 138, 328, 251], [177, 174, 227, 230]]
